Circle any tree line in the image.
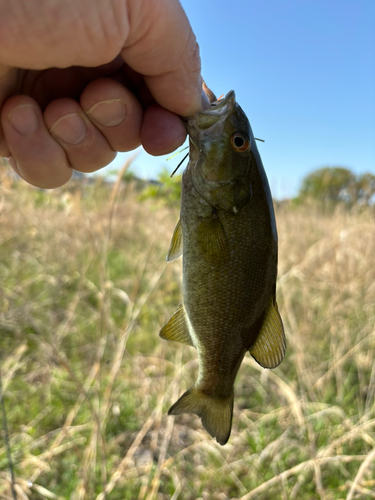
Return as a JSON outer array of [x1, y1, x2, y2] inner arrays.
[[295, 166, 375, 207]]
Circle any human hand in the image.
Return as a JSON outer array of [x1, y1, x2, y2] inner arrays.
[[0, 0, 209, 188]]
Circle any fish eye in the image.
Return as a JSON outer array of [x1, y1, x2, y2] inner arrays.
[[231, 133, 250, 152]]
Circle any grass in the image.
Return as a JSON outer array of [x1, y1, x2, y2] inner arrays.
[[0, 164, 374, 499]]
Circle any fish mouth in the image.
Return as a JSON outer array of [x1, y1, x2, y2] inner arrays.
[[202, 90, 236, 117], [184, 90, 236, 140]]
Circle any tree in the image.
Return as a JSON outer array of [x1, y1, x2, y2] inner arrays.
[[356, 173, 375, 205], [298, 167, 357, 205]]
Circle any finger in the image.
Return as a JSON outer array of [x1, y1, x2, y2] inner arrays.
[[0, 127, 10, 157], [0, 66, 19, 157], [1, 95, 72, 188], [141, 104, 186, 156], [123, 0, 209, 117], [80, 78, 143, 152], [45, 98, 116, 173]]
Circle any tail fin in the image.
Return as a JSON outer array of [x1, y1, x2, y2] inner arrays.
[[168, 387, 234, 445]]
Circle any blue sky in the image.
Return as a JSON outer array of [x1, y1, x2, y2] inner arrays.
[[106, 0, 375, 199]]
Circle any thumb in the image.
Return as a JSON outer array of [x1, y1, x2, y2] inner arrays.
[[122, 0, 209, 117]]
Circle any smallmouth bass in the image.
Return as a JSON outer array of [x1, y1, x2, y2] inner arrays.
[[160, 89, 285, 445]]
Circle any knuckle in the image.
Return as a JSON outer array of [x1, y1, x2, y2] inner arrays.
[[183, 33, 201, 76]]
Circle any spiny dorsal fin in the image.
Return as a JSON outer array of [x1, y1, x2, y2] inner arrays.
[[159, 303, 194, 347], [196, 216, 229, 264], [166, 219, 183, 262], [249, 300, 286, 368], [168, 387, 234, 446]]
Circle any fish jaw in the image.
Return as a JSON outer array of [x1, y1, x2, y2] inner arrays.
[[183, 90, 240, 179], [184, 90, 236, 135]]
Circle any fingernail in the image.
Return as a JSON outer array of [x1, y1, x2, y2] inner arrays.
[[201, 89, 211, 111], [50, 113, 87, 145], [8, 105, 39, 135], [87, 99, 126, 127]]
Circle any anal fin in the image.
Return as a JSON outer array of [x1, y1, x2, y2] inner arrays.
[[160, 303, 194, 347], [249, 299, 286, 368], [166, 219, 183, 262]]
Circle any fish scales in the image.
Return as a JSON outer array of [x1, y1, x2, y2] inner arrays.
[[182, 166, 274, 382], [160, 89, 286, 445]]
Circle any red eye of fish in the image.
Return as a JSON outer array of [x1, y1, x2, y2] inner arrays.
[[231, 133, 250, 152]]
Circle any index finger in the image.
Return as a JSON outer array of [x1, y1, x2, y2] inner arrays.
[[122, 0, 209, 117]]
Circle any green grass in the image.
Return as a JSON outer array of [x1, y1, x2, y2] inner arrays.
[[0, 168, 374, 499]]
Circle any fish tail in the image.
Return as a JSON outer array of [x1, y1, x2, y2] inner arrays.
[[168, 387, 234, 445]]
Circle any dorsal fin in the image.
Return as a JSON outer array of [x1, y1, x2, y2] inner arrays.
[[249, 300, 286, 368]]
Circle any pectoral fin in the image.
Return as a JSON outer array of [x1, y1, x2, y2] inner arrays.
[[249, 300, 286, 368], [196, 215, 229, 264], [160, 303, 194, 347], [166, 219, 183, 262]]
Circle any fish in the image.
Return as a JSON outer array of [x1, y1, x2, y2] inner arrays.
[[160, 89, 285, 445]]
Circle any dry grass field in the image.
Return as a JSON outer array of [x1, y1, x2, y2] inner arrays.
[[0, 164, 374, 499]]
